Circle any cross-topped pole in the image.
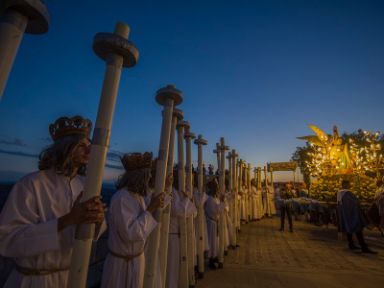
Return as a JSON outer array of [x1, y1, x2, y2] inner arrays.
[[217, 137, 229, 268], [194, 134, 208, 278], [184, 122, 196, 287]]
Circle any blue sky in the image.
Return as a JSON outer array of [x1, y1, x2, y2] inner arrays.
[[0, 0, 383, 182]]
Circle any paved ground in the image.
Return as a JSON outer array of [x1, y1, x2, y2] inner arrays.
[[197, 218, 384, 288]]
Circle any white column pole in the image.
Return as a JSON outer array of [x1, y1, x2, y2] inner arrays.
[[158, 108, 183, 287], [0, 0, 49, 99], [231, 150, 238, 245], [184, 123, 196, 287], [237, 159, 243, 229], [144, 85, 183, 288], [217, 137, 228, 268], [68, 22, 139, 288], [176, 120, 189, 288], [194, 135, 208, 278]]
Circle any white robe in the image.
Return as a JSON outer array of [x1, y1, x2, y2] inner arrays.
[[193, 189, 209, 253], [101, 189, 157, 288], [256, 188, 264, 219], [0, 169, 97, 288], [204, 196, 224, 259], [268, 186, 276, 215], [166, 189, 197, 288], [227, 192, 237, 245], [250, 186, 258, 220], [262, 187, 270, 216], [240, 189, 247, 221]]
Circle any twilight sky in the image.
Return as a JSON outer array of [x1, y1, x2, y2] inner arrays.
[[0, 0, 383, 182]]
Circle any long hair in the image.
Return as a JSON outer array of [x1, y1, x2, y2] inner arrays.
[[116, 168, 151, 196], [38, 135, 87, 176]]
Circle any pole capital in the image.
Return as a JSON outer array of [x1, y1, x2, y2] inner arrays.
[[173, 108, 184, 120], [93, 22, 139, 68], [156, 84, 183, 106], [184, 132, 196, 140], [194, 134, 208, 146], [177, 120, 189, 130], [217, 137, 229, 151], [1, 0, 50, 34]]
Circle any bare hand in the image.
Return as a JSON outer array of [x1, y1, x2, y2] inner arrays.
[[58, 194, 106, 231], [147, 192, 165, 214]]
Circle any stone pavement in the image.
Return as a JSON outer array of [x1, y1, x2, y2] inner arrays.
[[197, 218, 384, 288]]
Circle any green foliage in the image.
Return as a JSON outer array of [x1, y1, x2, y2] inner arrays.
[[291, 143, 314, 188]]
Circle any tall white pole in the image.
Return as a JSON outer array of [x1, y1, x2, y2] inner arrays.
[[194, 134, 208, 278], [257, 167, 262, 190], [237, 159, 243, 229], [264, 165, 270, 217], [184, 123, 196, 287], [68, 22, 139, 288], [226, 152, 236, 248], [247, 163, 252, 220], [158, 108, 183, 287], [176, 120, 189, 288], [231, 150, 238, 244], [217, 137, 229, 268], [144, 85, 183, 288], [0, 0, 49, 99], [243, 162, 248, 223]]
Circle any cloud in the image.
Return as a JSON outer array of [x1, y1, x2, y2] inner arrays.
[[0, 149, 38, 158], [0, 138, 27, 147]]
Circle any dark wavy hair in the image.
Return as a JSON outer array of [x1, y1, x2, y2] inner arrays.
[[116, 168, 151, 196], [38, 135, 87, 176]]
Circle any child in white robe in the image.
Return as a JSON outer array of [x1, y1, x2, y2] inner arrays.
[[250, 180, 258, 221], [166, 180, 197, 288], [101, 152, 164, 288], [204, 178, 225, 270], [193, 181, 209, 276]]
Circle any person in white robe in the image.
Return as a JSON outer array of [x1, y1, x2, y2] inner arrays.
[[263, 184, 272, 217], [268, 183, 277, 215], [240, 185, 248, 223], [0, 116, 106, 288], [193, 179, 209, 269], [256, 186, 264, 220], [101, 152, 166, 288], [250, 180, 258, 221], [204, 178, 225, 270], [166, 175, 197, 288], [223, 192, 235, 250]]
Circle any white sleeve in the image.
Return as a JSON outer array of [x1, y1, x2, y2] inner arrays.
[[112, 197, 157, 242], [0, 181, 60, 258]]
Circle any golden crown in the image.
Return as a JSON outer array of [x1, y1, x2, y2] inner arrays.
[[49, 116, 92, 141], [121, 152, 153, 171]]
